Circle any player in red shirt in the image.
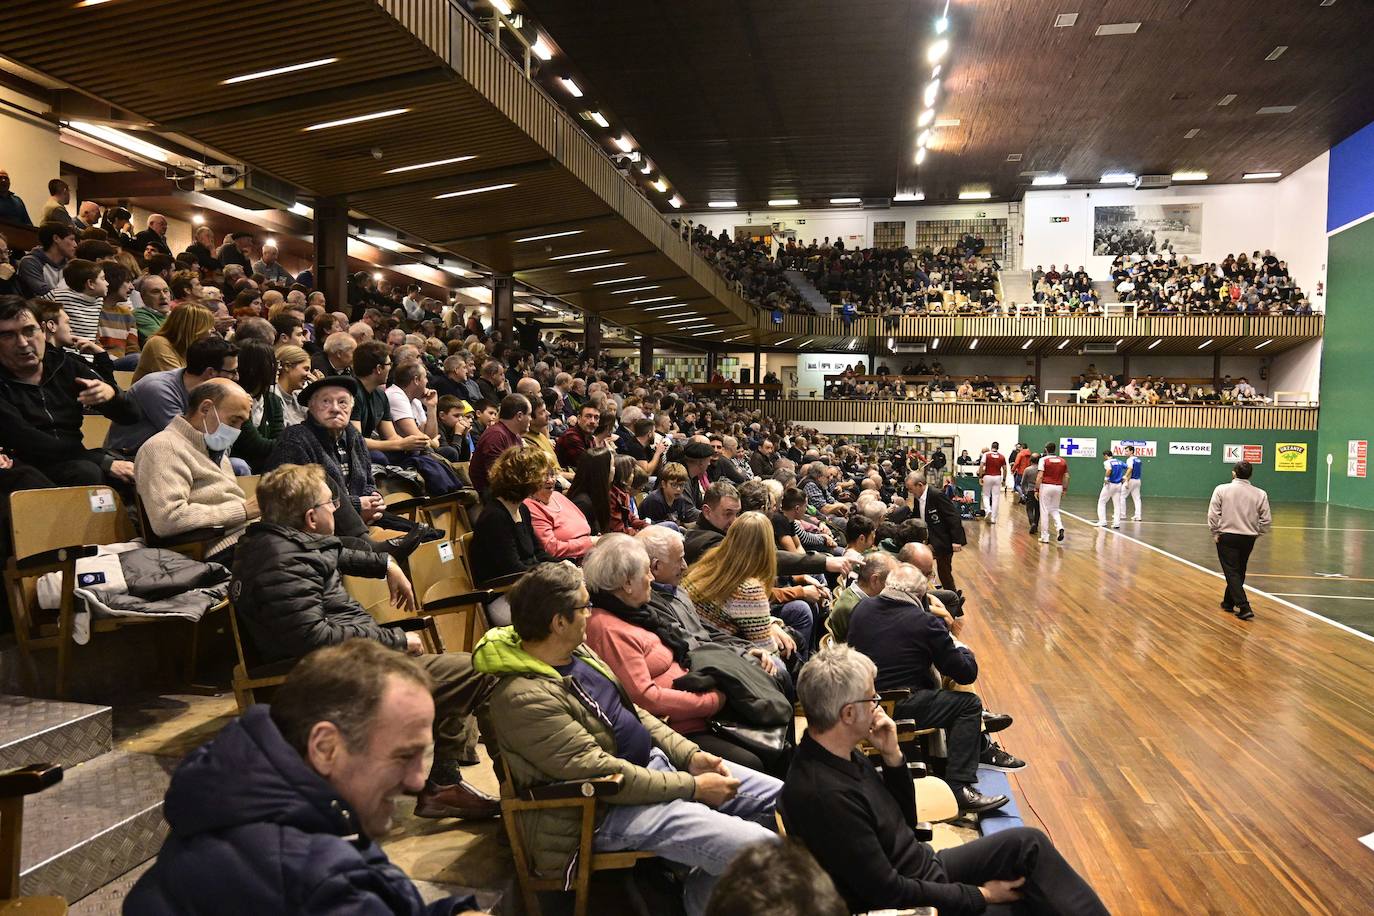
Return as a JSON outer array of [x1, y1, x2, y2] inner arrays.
[[1037, 442, 1070, 543], [979, 443, 1008, 523]]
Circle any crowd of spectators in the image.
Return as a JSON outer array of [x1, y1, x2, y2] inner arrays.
[[1072, 366, 1270, 405], [802, 244, 1002, 324], [678, 221, 808, 314], [1106, 249, 1317, 315]]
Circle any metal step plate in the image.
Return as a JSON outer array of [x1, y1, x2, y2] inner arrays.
[[21, 751, 174, 902], [0, 695, 113, 770]]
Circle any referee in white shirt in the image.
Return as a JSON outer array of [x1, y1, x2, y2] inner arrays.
[[1207, 461, 1271, 621]]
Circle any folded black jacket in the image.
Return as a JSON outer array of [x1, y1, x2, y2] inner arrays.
[[673, 643, 792, 727]]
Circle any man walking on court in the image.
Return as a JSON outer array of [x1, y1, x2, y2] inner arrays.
[[1124, 444, 1144, 520], [978, 441, 1007, 523], [1096, 451, 1128, 528], [1037, 442, 1069, 544], [1208, 460, 1270, 621], [1020, 452, 1041, 535]]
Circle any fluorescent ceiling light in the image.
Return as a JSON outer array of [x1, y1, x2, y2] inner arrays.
[[923, 79, 940, 107], [915, 148, 928, 165], [304, 108, 409, 131], [1256, 339, 1274, 349], [1172, 171, 1208, 181], [1054, 13, 1079, 27], [568, 262, 627, 273], [768, 198, 799, 207], [1257, 105, 1297, 115], [640, 160, 653, 174], [1094, 22, 1141, 35], [708, 201, 738, 208], [549, 249, 611, 261], [288, 202, 313, 217], [586, 111, 609, 128], [531, 36, 553, 60], [969, 338, 979, 350], [558, 78, 583, 97], [615, 287, 663, 295], [774, 337, 794, 345], [917, 129, 932, 148], [515, 229, 583, 242], [934, 117, 961, 127], [1115, 338, 1124, 346], [931, 338, 939, 349], [1022, 338, 1034, 349], [1100, 172, 1136, 184], [612, 136, 633, 153], [958, 190, 992, 200], [372, 272, 383, 281], [1032, 175, 1067, 186], [655, 313, 697, 320], [1217, 93, 1237, 106], [1198, 339, 1213, 349], [629, 296, 675, 304], [927, 39, 949, 63], [692, 330, 722, 336], [1148, 338, 1163, 349], [667, 318, 701, 324], [1243, 171, 1282, 180], [67, 121, 171, 162], [668, 196, 683, 209], [653, 179, 669, 193], [434, 182, 516, 199], [592, 275, 646, 285], [931, 65, 942, 78], [917, 108, 935, 127], [800, 339, 814, 347], [848, 339, 857, 350], [829, 197, 861, 204], [384, 154, 477, 174], [1264, 45, 1287, 61], [1058, 338, 1071, 350], [490, 0, 512, 14], [223, 57, 338, 85], [935, 15, 949, 33], [1184, 128, 1201, 139], [360, 234, 401, 251], [894, 191, 925, 202]]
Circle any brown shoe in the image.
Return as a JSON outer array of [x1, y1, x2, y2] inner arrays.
[[414, 779, 502, 820]]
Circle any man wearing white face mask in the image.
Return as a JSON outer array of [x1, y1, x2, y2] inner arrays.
[[135, 378, 260, 565]]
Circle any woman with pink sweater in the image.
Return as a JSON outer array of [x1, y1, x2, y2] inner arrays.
[[523, 452, 597, 560], [580, 533, 767, 773]]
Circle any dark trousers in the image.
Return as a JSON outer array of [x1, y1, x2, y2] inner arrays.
[[1216, 532, 1257, 612], [936, 827, 1109, 915], [774, 599, 815, 662], [43, 458, 107, 486], [1024, 494, 1040, 531], [896, 687, 982, 785], [418, 652, 495, 767], [934, 550, 958, 593]]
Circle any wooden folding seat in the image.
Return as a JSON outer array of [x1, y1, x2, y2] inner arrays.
[[0, 763, 67, 915]]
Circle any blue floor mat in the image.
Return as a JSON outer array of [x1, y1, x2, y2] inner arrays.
[[975, 767, 1024, 835]]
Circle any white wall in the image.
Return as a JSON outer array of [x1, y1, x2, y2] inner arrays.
[[0, 87, 64, 227], [680, 201, 1011, 250], [1272, 151, 1329, 296], [812, 421, 1020, 459], [1269, 339, 1323, 401]]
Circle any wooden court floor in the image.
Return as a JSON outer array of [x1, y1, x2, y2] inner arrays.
[[957, 497, 1374, 915]]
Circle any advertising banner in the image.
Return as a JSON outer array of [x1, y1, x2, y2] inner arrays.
[[1169, 442, 1212, 456], [1274, 443, 1308, 472]]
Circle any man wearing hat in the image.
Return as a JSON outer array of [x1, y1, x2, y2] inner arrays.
[[217, 231, 255, 272], [682, 439, 717, 509]]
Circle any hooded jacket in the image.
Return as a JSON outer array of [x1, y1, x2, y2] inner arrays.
[[472, 627, 700, 883], [0, 345, 140, 472], [124, 705, 472, 915], [16, 245, 63, 298]]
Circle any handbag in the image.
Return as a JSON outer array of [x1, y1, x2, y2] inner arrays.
[[708, 719, 793, 757]]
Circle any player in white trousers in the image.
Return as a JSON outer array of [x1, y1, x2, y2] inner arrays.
[[979, 442, 1008, 524], [1124, 445, 1143, 520], [1037, 442, 1070, 543], [1096, 453, 1128, 528]]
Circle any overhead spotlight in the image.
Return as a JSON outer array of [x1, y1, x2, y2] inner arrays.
[[191, 213, 204, 225], [612, 136, 633, 153], [931, 64, 942, 78], [1100, 172, 1136, 184], [935, 16, 949, 33], [668, 196, 683, 209], [917, 108, 935, 127], [923, 79, 940, 107], [558, 78, 583, 97], [652, 179, 669, 192], [531, 35, 553, 60], [1032, 175, 1068, 186], [917, 129, 932, 148], [915, 148, 927, 165], [927, 38, 949, 64]]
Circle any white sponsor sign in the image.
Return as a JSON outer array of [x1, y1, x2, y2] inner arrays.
[[1110, 439, 1157, 457], [1169, 441, 1213, 456], [1059, 437, 1097, 458]]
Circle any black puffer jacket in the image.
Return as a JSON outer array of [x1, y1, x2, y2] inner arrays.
[[265, 417, 375, 514], [229, 523, 403, 665]]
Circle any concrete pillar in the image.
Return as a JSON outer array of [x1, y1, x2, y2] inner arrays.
[[639, 334, 655, 376], [313, 196, 349, 318], [584, 313, 601, 362], [492, 273, 515, 343], [706, 350, 718, 380]]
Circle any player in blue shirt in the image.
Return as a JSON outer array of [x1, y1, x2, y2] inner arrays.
[[1124, 445, 1144, 520], [1096, 453, 1129, 528]]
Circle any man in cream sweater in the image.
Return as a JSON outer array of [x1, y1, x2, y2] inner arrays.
[[135, 379, 259, 564]]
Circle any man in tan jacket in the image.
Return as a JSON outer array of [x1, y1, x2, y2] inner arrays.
[[473, 561, 781, 916], [1207, 460, 1271, 621]]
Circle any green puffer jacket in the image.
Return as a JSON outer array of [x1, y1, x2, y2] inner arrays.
[[473, 627, 701, 883]]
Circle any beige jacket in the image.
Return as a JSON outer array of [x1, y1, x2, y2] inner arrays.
[[135, 416, 249, 556], [1207, 478, 1271, 537]]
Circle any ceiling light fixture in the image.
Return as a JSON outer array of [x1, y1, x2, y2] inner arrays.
[[372, 271, 383, 281], [848, 339, 858, 350], [1094, 22, 1141, 35], [652, 179, 669, 192], [917, 108, 935, 127], [191, 213, 204, 225], [958, 190, 992, 200], [927, 38, 949, 63], [360, 234, 400, 251], [612, 136, 633, 153], [616, 287, 663, 295], [667, 317, 701, 324], [1172, 171, 1208, 181], [1243, 171, 1282, 180], [567, 262, 627, 273], [931, 338, 940, 349], [917, 130, 932, 148], [800, 339, 815, 347], [935, 14, 949, 33], [1032, 175, 1068, 186], [931, 65, 942, 78], [1100, 172, 1136, 184], [490, 0, 512, 14], [384, 154, 477, 174], [668, 196, 683, 209], [66, 121, 171, 162], [558, 77, 583, 97], [708, 200, 738, 208], [768, 198, 799, 207], [894, 191, 925, 202], [774, 337, 794, 345], [915, 148, 928, 165], [1198, 339, 1213, 349], [923, 79, 940, 107], [592, 275, 646, 285], [585, 111, 609, 128], [1022, 339, 1033, 349], [829, 197, 861, 204], [304, 108, 409, 131], [515, 229, 583, 242], [531, 36, 554, 60], [1184, 128, 1201, 139], [1217, 93, 1237, 106], [639, 160, 653, 174], [1148, 338, 1163, 349], [1115, 338, 1124, 347], [970, 338, 979, 350], [549, 249, 612, 260], [289, 202, 313, 217], [1264, 45, 1288, 61], [223, 57, 338, 85], [433, 182, 516, 199], [1256, 339, 1274, 349], [692, 330, 721, 336], [629, 296, 675, 304], [1058, 338, 1071, 350]]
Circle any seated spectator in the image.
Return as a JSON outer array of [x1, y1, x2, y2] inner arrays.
[[524, 455, 597, 560], [252, 242, 294, 285], [46, 257, 106, 340], [126, 641, 488, 914], [473, 562, 782, 916], [0, 295, 139, 487], [640, 461, 700, 525], [229, 340, 285, 471], [107, 336, 239, 454], [133, 274, 172, 343], [311, 330, 356, 375], [610, 454, 649, 532], [469, 393, 531, 493], [96, 257, 139, 360], [231, 463, 499, 819], [469, 447, 550, 613], [828, 551, 893, 643], [521, 392, 560, 470], [682, 440, 716, 507], [433, 354, 482, 403], [35, 299, 115, 383], [385, 359, 439, 449], [133, 213, 172, 258], [846, 564, 1019, 812], [17, 221, 75, 298], [133, 304, 216, 382], [350, 341, 428, 465], [436, 395, 476, 461], [784, 645, 1107, 915], [135, 380, 260, 564], [704, 840, 848, 916], [567, 447, 616, 535], [273, 344, 312, 426], [555, 402, 599, 469]]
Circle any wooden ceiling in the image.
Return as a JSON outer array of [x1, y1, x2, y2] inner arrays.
[[520, 0, 1374, 205]]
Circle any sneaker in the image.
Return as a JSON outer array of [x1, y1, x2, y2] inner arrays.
[[982, 711, 1013, 733], [1235, 607, 1255, 621], [1057, 528, 1065, 542], [980, 743, 1027, 772], [1112, 523, 1121, 529], [954, 783, 1010, 814], [1093, 520, 1106, 526], [1132, 516, 1142, 521], [1029, 526, 1038, 535]]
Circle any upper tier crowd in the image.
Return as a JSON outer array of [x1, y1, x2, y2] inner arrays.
[[0, 194, 1109, 916], [1099, 249, 1319, 315]]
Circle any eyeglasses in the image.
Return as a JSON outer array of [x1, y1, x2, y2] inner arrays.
[[312, 497, 341, 510], [843, 694, 883, 710]]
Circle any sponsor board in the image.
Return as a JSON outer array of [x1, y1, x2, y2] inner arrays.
[[1275, 442, 1308, 473], [1110, 439, 1157, 457], [1169, 441, 1213, 456], [1223, 444, 1263, 464], [1059, 437, 1097, 458], [1348, 440, 1367, 479]]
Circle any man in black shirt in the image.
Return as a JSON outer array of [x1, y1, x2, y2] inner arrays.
[[784, 646, 1107, 916]]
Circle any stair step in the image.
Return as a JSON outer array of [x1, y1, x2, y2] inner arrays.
[[0, 694, 113, 770], [21, 751, 174, 902], [783, 268, 832, 315]]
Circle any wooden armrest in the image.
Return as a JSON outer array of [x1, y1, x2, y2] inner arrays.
[[518, 773, 625, 802], [907, 761, 928, 779], [13, 544, 99, 572], [149, 526, 228, 548], [0, 763, 63, 798], [382, 495, 428, 514], [379, 618, 429, 633], [480, 571, 524, 590], [879, 688, 912, 701]]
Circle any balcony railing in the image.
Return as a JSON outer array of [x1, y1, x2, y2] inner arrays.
[[757, 311, 1325, 341]]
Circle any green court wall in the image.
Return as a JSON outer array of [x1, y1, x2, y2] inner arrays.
[[1017, 426, 1318, 502], [1315, 216, 1374, 510]]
